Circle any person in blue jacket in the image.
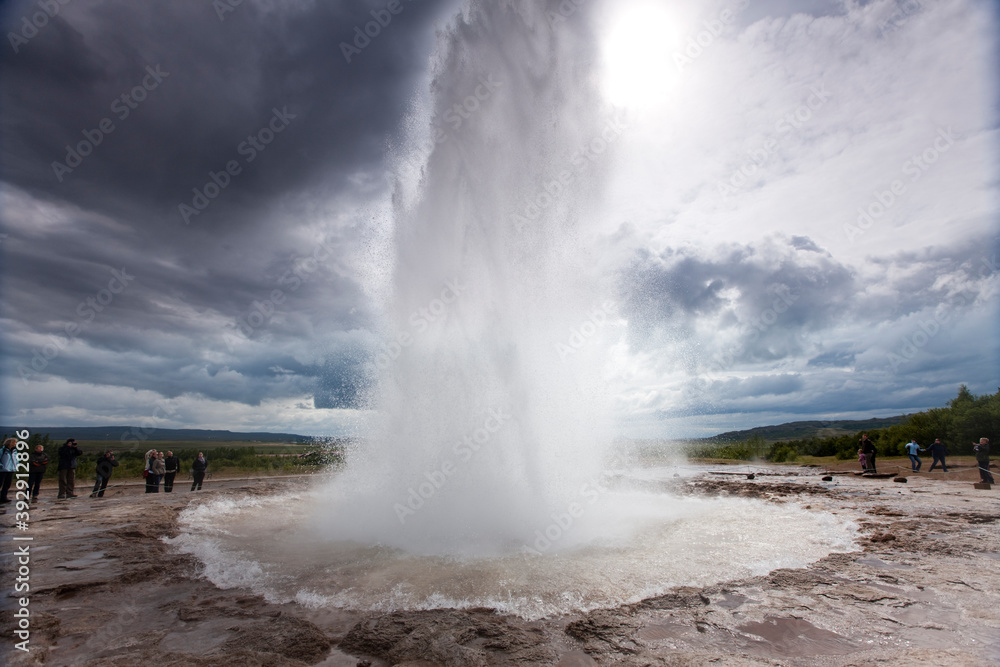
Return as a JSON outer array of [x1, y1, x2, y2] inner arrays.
[[904, 439, 924, 472], [0, 438, 18, 504]]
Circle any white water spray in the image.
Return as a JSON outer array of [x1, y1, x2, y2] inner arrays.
[[170, 1, 860, 619], [321, 0, 624, 556]]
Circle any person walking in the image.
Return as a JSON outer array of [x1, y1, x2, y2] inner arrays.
[[927, 439, 948, 472], [0, 438, 18, 504], [191, 452, 207, 491], [974, 437, 994, 484], [28, 444, 50, 500], [860, 434, 877, 473], [163, 451, 180, 492], [148, 452, 166, 493], [57, 439, 83, 499], [90, 450, 119, 498], [904, 439, 925, 472]]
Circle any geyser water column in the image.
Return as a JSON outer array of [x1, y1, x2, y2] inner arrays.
[[321, 0, 623, 556], [170, 1, 862, 617]]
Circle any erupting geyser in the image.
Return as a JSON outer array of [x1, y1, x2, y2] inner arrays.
[[171, 0, 858, 619], [323, 0, 623, 556]]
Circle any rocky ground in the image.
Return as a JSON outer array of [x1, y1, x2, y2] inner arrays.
[[2, 464, 998, 666]]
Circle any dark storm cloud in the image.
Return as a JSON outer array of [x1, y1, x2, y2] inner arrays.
[[618, 231, 997, 395], [807, 350, 855, 367], [0, 0, 455, 349], [1, 0, 459, 415], [1, 0, 455, 229], [619, 235, 856, 357]]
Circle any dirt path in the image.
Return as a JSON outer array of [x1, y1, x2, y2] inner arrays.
[[2, 469, 998, 665]]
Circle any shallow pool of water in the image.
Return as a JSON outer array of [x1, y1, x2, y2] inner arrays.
[[170, 470, 857, 619]]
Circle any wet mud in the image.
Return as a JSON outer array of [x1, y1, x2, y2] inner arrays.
[[2, 470, 998, 666]]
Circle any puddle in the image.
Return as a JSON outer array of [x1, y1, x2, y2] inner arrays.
[[856, 557, 911, 569], [714, 593, 749, 609], [637, 621, 691, 641], [55, 551, 109, 570], [738, 616, 859, 656]]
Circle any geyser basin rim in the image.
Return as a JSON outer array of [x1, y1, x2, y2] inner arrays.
[[170, 484, 859, 620]]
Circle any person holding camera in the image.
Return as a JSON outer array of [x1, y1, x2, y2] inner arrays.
[[57, 438, 83, 499], [91, 450, 119, 498]]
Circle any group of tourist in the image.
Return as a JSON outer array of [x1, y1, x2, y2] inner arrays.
[[141, 449, 207, 493], [856, 434, 994, 483], [0, 438, 210, 503], [903, 438, 950, 472]]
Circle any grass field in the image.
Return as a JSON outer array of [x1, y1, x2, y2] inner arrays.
[[107, 440, 318, 455]]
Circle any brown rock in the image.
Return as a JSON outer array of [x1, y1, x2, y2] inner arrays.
[[218, 616, 332, 664]]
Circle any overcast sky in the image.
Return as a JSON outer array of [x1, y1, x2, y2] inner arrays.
[[1, 0, 997, 439]]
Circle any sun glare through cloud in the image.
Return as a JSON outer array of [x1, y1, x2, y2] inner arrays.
[[601, 1, 680, 108]]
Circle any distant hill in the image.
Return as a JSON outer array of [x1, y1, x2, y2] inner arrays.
[[5, 416, 912, 447], [702, 415, 911, 443], [0, 426, 313, 444]]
